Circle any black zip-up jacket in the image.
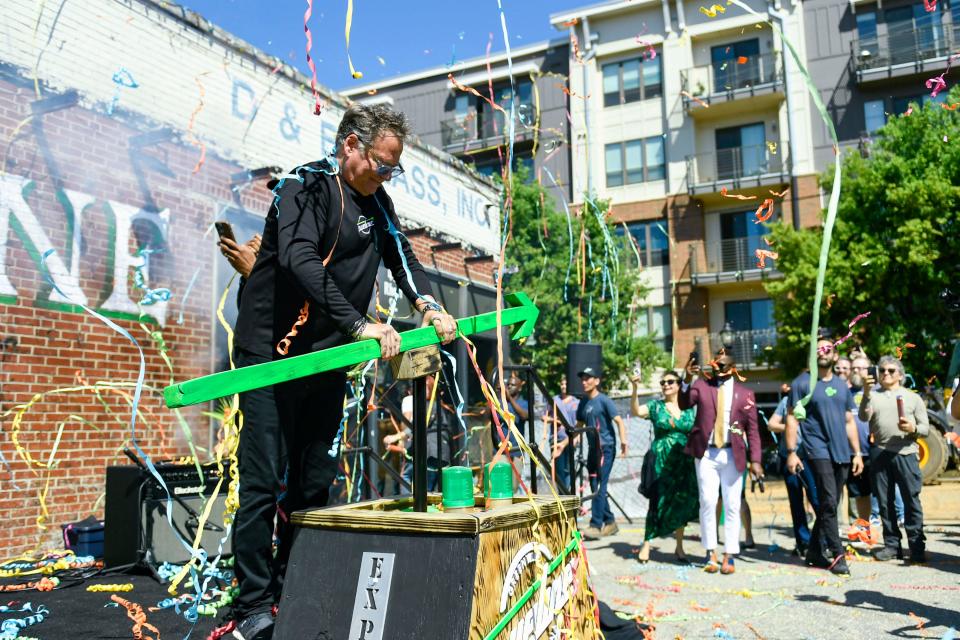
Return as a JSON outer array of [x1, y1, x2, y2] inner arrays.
[[234, 163, 432, 359]]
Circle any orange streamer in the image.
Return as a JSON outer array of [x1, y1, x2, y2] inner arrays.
[[754, 198, 775, 223]]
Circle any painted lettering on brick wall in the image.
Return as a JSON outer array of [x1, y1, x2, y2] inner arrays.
[[232, 79, 493, 234], [0, 173, 171, 325]]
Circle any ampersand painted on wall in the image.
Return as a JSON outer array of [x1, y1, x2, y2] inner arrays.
[[280, 103, 301, 142]]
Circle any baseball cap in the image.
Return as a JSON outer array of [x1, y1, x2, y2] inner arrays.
[[577, 366, 601, 379]]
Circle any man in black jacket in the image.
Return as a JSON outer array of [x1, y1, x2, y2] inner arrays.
[[228, 104, 457, 640]]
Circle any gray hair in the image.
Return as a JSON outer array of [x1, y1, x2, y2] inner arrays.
[[336, 103, 410, 150], [877, 355, 905, 377]]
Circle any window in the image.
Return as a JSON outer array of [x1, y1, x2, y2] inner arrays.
[[605, 144, 624, 187], [886, 3, 946, 64], [864, 99, 886, 132], [635, 305, 673, 351], [601, 54, 661, 107], [725, 298, 775, 332], [605, 137, 665, 186], [715, 123, 767, 179], [478, 80, 533, 139], [711, 39, 761, 91], [856, 11, 879, 60], [616, 219, 670, 267], [720, 210, 773, 271], [891, 92, 945, 115]]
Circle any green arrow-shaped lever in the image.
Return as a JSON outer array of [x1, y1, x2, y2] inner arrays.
[[163, 291, 538, 409]]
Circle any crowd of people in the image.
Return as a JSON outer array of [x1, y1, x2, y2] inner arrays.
[[608, 337, 948, 578]]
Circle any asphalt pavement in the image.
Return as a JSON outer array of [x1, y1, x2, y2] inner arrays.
[[580, 517, 960, 639]]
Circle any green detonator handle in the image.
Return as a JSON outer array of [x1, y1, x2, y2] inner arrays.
[[163, 292, 539, 409]]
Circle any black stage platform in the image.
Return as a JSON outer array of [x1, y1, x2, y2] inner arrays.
[[4, 574, 220, 639]]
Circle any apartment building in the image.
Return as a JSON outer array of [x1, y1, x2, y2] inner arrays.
[[804, 0, 955, 164], [341, 40, 573, 203], [550, 0, 824, 403]]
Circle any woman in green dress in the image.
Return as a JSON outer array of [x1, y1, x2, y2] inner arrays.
[[630, 370, 699, 563]]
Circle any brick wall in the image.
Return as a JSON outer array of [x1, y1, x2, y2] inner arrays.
[[0, 0, 499, 554]]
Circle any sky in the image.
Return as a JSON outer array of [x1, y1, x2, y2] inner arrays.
[[181, 1, 589, 92]]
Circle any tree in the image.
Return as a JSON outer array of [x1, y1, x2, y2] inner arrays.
[[765, 90, 960, 382], [500, 165, 669, 388]]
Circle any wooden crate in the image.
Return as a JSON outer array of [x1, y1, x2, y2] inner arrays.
[[274, 495, 598, 640]]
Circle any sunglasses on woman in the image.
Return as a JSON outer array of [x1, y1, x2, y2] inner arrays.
[[659, 379, 679, 386], [880, 367, 899, 375]]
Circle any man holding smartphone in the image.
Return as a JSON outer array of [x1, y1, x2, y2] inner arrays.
[[224, 104, 458, 640], [858, 355, 929, 563], [681, 350, 763, 575]]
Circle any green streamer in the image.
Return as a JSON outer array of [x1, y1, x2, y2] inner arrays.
[[727, 0, 842, 418]]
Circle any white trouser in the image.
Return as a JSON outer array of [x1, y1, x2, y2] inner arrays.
[[695, 447, 744, 555]]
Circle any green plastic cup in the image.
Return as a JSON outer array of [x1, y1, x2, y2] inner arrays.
[[483, 461, 514, 501], [441, 466, 475, 510]]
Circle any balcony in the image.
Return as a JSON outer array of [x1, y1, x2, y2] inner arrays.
[[680, 53, 784, 116], [440, 105, 537, 152], [686, 144, 789, 195], [708, 328, 778, 370], [853, 29, 958, 84], [689, 238, 782, 287]]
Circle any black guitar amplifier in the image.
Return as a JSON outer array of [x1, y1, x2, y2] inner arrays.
[[104, 462, 232, 569]]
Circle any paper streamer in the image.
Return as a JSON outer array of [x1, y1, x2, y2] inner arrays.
[[303, 0, 324, 114], [344, 0, 363, 79], [725, 0, 844, 419]]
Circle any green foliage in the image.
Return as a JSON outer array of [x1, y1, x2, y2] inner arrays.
[[501, 165, 669, 389], [765, 90, 960, 382]]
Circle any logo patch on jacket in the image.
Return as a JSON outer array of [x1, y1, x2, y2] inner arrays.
[[357, 214, 374, 235]]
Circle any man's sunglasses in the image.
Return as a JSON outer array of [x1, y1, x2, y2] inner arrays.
[[659, 379, 679, 386], [354, 134, 405, 179], [879, 368, 899, 374]]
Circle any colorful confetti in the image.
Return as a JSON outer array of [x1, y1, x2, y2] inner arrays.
[[754, 198, 775, 223], [755, 249, 778, 268], [699, 4, 727, 17], [721, 186, 756, 200]]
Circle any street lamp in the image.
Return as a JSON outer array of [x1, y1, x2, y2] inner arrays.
[[719, 322, 736, 352]]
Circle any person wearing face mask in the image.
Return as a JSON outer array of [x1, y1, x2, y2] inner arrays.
[[630, 369, 698, 564], [858, 356, 930, 563], [680, 351, 763, 576], [785, 337, 864, 576]]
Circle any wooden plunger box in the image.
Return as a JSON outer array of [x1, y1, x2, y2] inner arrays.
[[273, 495, 598, 639]]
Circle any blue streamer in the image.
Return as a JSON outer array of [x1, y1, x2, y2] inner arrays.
[[0, 603, 49, 640], [107, 68, 138, 115], [38, 250, 207, 629]]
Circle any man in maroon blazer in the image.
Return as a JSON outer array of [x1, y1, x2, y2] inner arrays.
[[680, 351, 763, 575]]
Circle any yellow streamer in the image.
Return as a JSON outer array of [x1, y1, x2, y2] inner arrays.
[[345, 0, 363, 79], [699, 3, 727, 17]]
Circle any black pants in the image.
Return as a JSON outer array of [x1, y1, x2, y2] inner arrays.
[[233, 348, 347, 617], [806, 458, 849, 561], [870, 448, 925, 555]]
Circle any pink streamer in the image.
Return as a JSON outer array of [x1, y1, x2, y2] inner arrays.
[[304, 0, 323, 115]]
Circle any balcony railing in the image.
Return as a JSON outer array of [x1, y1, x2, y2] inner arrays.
[[440, 103, 536, 149], [686, 144, 788, 193], [680, 52, 783, 106], [852, 28, 958, 77], [689, 239, 782, 286], [709, 328, 778, 370]]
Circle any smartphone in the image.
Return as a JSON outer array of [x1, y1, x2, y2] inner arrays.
[[214, 221, 236, 243], [896, 395, 905, 419], [689, 350, 699, 366], [867, 364, 877, 380], [632, 362, 641, 378]]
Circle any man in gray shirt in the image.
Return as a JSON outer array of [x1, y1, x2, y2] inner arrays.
[[859, 355, 930, 563]]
